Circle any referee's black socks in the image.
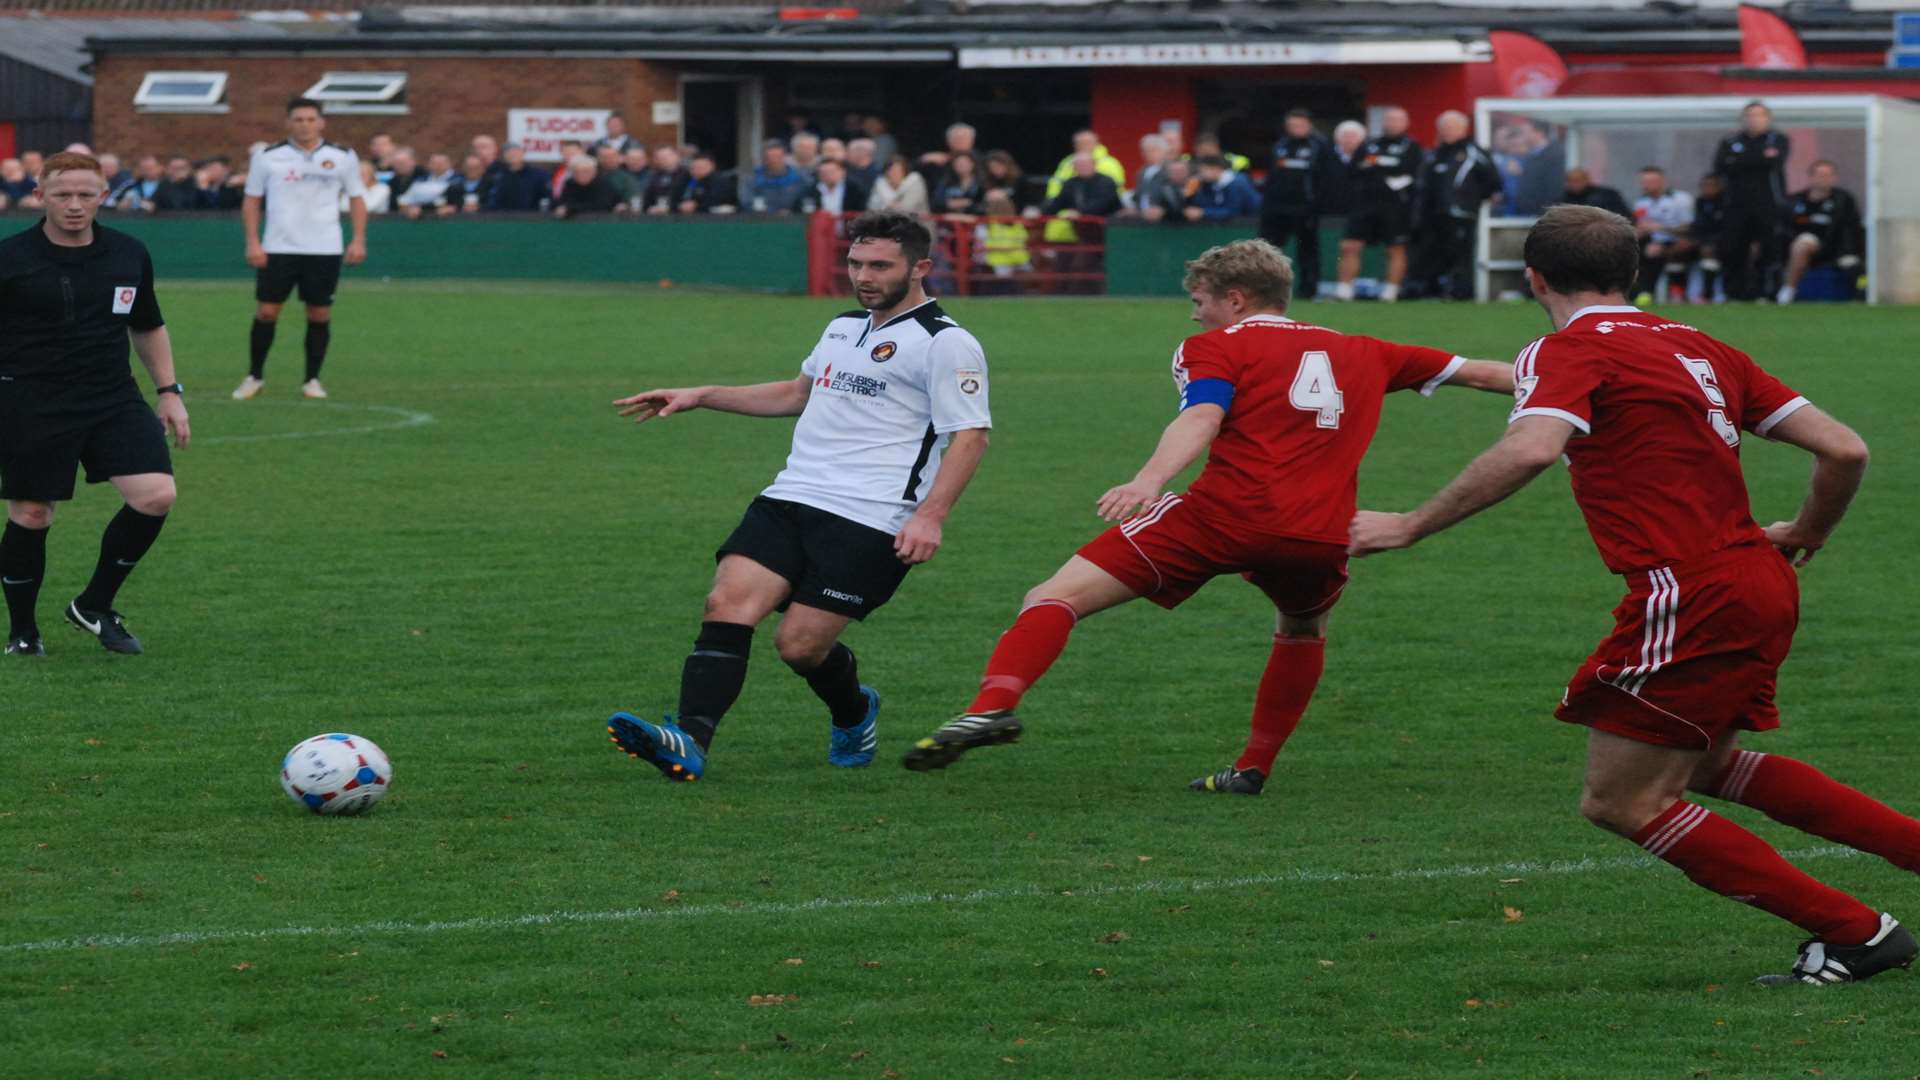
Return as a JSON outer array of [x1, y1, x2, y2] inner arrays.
[[75, 507, 167, 614], [249, 319, 275, 379], [676, 621, 754, 749], [304, 322, 330, 382], [803, 644, 869, 729], [1, 520, 49, 638]]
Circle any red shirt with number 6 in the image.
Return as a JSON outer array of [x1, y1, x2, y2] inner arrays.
[[1508, 305, 1809, 575], [1172, 313, 1464, 544]]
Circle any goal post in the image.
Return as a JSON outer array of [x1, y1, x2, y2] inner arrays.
[[1473, 94, 1920, 304]]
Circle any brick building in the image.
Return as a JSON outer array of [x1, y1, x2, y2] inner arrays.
[[90, 54, 685, 166]]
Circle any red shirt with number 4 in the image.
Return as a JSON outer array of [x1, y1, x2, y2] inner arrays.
[[1509, 305, 1809, 575], [1173, 313, 1464, 544]]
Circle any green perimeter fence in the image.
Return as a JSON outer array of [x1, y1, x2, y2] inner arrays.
[[1, 213, 1371, 297]]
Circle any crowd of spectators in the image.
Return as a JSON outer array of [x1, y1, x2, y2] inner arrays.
[[0, 100, 1863, 302]]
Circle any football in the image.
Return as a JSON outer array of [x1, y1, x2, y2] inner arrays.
[[280, 733, 392, 816]]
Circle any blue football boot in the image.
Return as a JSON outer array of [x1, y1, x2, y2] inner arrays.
[[828, 686, 881, 767], [607, 712, 706, 782]]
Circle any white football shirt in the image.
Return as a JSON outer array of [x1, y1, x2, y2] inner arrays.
[[244, 140, 365, 255], [763, 298, 992, 534], [1632, 190, 1695, 244]]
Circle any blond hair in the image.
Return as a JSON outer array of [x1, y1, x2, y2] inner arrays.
[[1182, 238, 1294, 310]]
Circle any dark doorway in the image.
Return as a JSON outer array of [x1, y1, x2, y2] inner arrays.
[[683, 78, 744, 170], [1195, 79, 1364, 169]]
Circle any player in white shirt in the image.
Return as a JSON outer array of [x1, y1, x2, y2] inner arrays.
[[233, 97, 368, 402], [604, 210, 992, 781], [1631, 165, 1696, 304]]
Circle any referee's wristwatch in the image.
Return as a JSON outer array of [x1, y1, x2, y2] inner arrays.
[[156, 383, 185, 396]]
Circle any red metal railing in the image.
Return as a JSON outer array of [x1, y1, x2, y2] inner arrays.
[[807, 210, 1109, 297]]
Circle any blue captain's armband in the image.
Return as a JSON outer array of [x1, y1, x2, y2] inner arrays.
[[1181, 378, 1235, 412]]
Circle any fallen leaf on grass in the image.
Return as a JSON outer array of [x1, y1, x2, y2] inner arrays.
[[883, 1070, 903, 1079], [1101, 932, 1129, 944], [231, 963, 252, 972], [1317, 960, 1335, 969], [1136, 855, 1153, 863], [431, 1050, 447, 1060], [1002, 1057, 1018, 1064], [661, 889, 682, 903], [1166, 905, 1191, 915], [1499, 877, 1523, 885], [860, 960, 881, 969], [783, 958, 805, 966], [1089, 968, 1109, 978], [1463, 998, 1482, 1008], [1503, 906, 1524, 923], [748, 994, 794, 1006], [850, 1050, 869, 1062]]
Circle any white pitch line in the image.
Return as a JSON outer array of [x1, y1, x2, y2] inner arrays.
[[194, 402, 435, 446], [0, 845, 1864, 955]]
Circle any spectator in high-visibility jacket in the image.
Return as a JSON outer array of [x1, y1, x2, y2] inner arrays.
[[977, 192, 1032, 281], [1043, 130, 1126, 243]]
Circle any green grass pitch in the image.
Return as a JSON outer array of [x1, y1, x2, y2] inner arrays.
[[5, 281, 1918, 1078]]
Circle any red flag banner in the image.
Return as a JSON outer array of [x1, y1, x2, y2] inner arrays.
[[1489, 31, 1569, 98], [1739, 4, 1809, 69]]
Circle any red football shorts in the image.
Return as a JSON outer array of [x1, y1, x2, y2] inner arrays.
[[1075, 493, 1349, 616], [1557, 542, 1799, 750]]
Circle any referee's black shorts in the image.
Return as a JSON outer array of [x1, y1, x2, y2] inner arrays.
[[256, 253, 344, 306], [716, 497, 912, 621], [0, 384, 172, 502]]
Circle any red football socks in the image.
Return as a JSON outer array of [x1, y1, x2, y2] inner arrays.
[[1634, 800, 1881, 945], [1235, 636, 1325, 775], [968, 600, 1077, 714], [1711, 750, 1920, 873]]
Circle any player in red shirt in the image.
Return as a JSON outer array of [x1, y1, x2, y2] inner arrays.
[[900, 239, 1512, 790], [1350, 205, 1919, 986]]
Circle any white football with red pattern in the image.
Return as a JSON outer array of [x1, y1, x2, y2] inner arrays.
[[280, 733, 392, 816]]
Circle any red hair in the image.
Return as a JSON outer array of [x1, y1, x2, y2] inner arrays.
[[39, 151, 106, 183]]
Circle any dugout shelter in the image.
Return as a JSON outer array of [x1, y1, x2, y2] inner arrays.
[[1474, 94, 1920, 305]]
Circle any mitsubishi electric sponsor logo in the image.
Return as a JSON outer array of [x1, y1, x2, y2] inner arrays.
[[814, 364, 889, 398]]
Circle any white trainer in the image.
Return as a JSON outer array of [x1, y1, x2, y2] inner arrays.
[[302, 379, 329, 400], [231, 375, 265, 401]]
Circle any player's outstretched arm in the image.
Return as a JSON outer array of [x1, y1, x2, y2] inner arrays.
[[1349, 414, 1572, 556], [895, 427, 990, 565], [1442, 360, 1516, 395], [1757, 405, 1870, 566], [614, 375, 811, 423], [1097, 404, 1223, 522]]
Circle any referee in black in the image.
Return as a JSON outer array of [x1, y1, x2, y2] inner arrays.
[[0, 152, 189, 656]]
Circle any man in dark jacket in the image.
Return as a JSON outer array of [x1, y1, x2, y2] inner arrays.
[[1334, 106, 1423, 301], [1410, 110, 1502, 300], [486, 143, 550, 212], [802, 158, 870, 216], [635, 146, 692, 214], [148, 156, 202, 212], [1776, 159, 1865, 304], [1558, 168, 1631, 218], [1712, 100, 1790, 300], [1034, 152, 1122, 292], [675, 155, 737, 214], [1260, 108, 1340, 300], [554, 157, 622, 218]]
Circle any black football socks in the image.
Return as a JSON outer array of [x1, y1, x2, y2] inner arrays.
[[305, 321, 331, 382], [249, 319, 275, 379], [675, 621, 753, 749], [75, 506, 167, 614], [803, 643, 869, 728], [1, 520, 48, 639]]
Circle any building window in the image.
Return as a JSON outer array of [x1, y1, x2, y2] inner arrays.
[[303, 72, 409, 114], [133, 71, 230, 113]]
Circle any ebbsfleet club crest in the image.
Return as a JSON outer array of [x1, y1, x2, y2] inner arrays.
[[870, 341, 897, 363]]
